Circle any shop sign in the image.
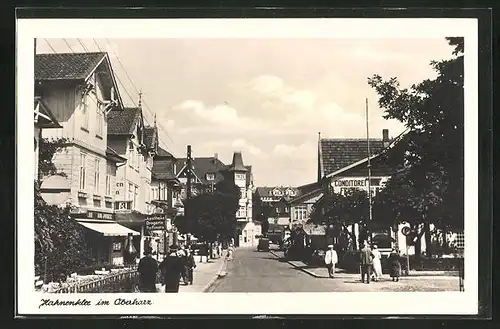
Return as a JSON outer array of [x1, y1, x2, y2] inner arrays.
[[86, 210, 114, 220], [333, 179, 367, 187], [146, 215, 166, 231]]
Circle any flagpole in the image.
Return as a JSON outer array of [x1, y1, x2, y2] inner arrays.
[[366, 98, 373, 242]]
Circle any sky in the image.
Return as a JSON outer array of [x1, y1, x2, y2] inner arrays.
[[37, 38, 455, 187]]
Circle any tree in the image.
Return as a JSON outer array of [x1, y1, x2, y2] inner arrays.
[[368, 38, 464, 256], [179, 179, 240, 244], [252, 192, 272, 236], [309, 189, 369, 250], [35, 137, 94, 282], [37, 137, 68, 181], [34, 181, 94, 282]]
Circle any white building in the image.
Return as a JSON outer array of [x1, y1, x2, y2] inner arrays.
[[35, 52, 138, 265]]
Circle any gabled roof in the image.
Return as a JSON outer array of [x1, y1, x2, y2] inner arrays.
[[227, 152, 247, 172], [35, 52, 107, 81], [107, 108, 142, 136], [255, 186, 300, 198], [143, 126, 157, 151], [106, 146, 127, 163], [324, 128, 410, 179], [175, 157, 228, 185], [319, 138, 386, 178], [157, 146, 174, 158], [290, 188, 324, 205], [35, 52, 124, 109]]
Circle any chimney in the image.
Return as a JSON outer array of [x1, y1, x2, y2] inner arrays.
[[382, 129, 390, 147], [214, 153, 218, 160]]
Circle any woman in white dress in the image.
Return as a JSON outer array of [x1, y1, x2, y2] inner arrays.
[[371, 245, 383, 282]]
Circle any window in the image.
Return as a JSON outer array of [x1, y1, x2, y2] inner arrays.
[[94, 159, 100, 194], [79, 153, 87, 190], [206, 173, 215, 181], [136, 152, 140, 171], [276, 207, 279, 213], [81, 95, 89, 130], [240, 188, 246, 198], [128, 183, 134, 203], [96, 104, 104, 136], [235, 173, 245, 180], [129, 142, 134, 168], [294, 205, 307, 221], [134, 186, 139, 210], [105, 163, 112, 196], [160, 185, 166, 200], [237, 206, 246, 218]]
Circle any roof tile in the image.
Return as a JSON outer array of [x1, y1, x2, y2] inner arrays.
[[107, 108, 140, 135], [35, 52, 106, 81], [320, 139, 385, 177]]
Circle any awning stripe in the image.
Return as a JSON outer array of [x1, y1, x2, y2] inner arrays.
[[76, 220, 140, 237]]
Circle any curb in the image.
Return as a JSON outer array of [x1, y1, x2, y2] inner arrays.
[[269, 250, 323, 278], [269, 250, 459, 280], [201, 252, 228, 293]]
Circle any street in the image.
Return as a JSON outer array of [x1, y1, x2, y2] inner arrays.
[[206, 246, 461, 292]]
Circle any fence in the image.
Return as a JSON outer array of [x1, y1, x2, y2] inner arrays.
[[54, 268, 139, 294]]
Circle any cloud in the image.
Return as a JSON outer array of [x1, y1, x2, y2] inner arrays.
[[273, 142, 315, 159], [248, 75, 317, 112], [231, 138, 262, 156], [177, 100, 239, 124]]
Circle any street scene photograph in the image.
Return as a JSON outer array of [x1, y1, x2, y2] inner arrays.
[[31, 33, 465, 297]]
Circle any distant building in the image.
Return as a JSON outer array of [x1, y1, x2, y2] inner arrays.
[[150, 146, 182, 252], [107, 106, 158, 258], [222, 152, 257, 247], [317, 129, 417, 252], [35, 52, 137, 265]]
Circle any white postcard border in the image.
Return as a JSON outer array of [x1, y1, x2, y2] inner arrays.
[[17, 17, 479, 315]]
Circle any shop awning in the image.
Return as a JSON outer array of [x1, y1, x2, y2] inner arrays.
[[76, 220, 140, 237]]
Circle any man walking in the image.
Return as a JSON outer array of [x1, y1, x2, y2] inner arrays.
[[184, 247, 196, 285], [359, 241, 374, 284], [324, 244, 338, 278], [160, 244, 185, 293], [137, 246, 158, 292]]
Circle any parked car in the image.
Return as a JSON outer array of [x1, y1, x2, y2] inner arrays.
[[257, 238, 270, 252]]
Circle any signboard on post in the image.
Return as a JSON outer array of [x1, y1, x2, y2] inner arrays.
[[145, 215, 167, 231]]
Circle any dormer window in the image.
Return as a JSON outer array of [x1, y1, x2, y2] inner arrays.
[[273, 189, 282, 196], [206, 173, 215, 181]]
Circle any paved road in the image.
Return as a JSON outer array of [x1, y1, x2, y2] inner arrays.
[[206, 246, 460, 292]]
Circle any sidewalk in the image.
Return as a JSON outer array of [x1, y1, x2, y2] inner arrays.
[[270, 250, 458, 280], [156, 251, 227, 293]]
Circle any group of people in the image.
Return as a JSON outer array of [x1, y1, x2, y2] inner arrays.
[[137, 244, 197, 293], [324, 242, 403, 283], [359, 241, 402, 283]]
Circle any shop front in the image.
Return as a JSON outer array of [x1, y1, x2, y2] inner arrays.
[[73, 210, 140, 266]]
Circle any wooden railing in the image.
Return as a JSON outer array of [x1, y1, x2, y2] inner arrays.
[[54, 268, 139, 294]]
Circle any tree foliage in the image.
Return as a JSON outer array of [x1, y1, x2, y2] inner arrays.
[[34, 182, 95, 281], [177, 179, 240, 243], [35, 137, 94, 282], [37, 137, 68, 181], [368, 37, 464, 232]]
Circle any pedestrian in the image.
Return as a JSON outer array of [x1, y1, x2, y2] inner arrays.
[[359, 241, 374, 284], [227, 244, 234, 261], [388, 248, 402, 282], [217, 242, 222, 258], [371, 245, 383, 282], [324, 244, 338, 278], [179, 245, 188, 285], [184, 247, 196, 285], [159, 244, 185, 293], [137, 246, 158, 292]]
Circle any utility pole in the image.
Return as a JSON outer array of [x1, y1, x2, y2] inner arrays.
[[365, 98, 373, 244], [185, 145, 192, 246]]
